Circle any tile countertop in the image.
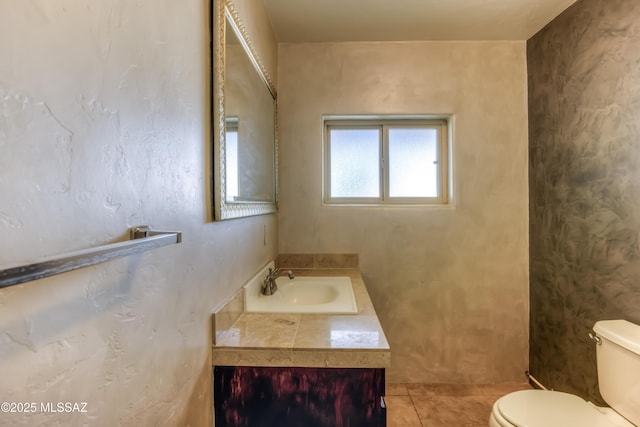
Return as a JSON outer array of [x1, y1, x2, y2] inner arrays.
[[212, 268, 391, 368]]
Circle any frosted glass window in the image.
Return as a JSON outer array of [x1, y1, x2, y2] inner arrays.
[[388, 128, 438, 197], [329, 129, 380, 198], [324, 117, 449, 205], [225, 128, 239, 201]]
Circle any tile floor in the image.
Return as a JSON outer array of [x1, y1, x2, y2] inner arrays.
[[385, 383, 532, 427]]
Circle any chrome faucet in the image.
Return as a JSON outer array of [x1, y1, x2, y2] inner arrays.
[[261, 267, 295, 296]]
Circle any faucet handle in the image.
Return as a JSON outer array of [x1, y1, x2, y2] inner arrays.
[[267, 267, 279, 276]]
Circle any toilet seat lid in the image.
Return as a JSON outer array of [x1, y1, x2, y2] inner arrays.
[[496, 390, 619, 427]]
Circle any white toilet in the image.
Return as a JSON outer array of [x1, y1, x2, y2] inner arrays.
[[490, 319, 640, 427]]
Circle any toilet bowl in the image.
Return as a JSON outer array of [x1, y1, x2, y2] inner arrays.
[[489, 389, 634, 427], [489, 320, 640, 427]]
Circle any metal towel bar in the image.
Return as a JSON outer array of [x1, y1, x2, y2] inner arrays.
[[0, 225, 182, 289]]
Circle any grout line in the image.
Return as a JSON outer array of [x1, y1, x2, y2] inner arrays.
[[407, 394, 425, 427]]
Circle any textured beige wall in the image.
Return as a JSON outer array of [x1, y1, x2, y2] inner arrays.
[[0, 0, 277, 425], [277, 42, 529, 383]]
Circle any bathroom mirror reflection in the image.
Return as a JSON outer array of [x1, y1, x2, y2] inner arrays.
[[212, 0, 278, 220]]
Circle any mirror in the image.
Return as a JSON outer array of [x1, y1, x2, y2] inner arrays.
[[211, 0, 278, 220]]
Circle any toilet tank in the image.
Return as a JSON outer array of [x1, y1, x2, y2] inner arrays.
[[593, 319, 640, 425]]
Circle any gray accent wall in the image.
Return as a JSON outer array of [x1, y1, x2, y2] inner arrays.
[[528, 0, 640, 403]]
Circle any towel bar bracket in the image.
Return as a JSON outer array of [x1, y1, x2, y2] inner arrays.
[[131, 225, 183, 243]]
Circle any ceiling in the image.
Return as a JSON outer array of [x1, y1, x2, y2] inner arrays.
[[262, 0, 578, 42]]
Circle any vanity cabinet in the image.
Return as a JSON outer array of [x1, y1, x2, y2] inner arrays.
[[212, 263, 390, 426], [213, 366, 386, 427]]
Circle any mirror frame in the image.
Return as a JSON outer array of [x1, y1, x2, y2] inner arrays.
[[212, 0, 278, 220]]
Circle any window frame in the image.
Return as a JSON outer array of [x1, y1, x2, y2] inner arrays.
[[323, 116, 450, 206]]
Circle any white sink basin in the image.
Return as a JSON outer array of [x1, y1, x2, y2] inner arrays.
[[277, 276, 352, 305], [243, 263, 358, 314]]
